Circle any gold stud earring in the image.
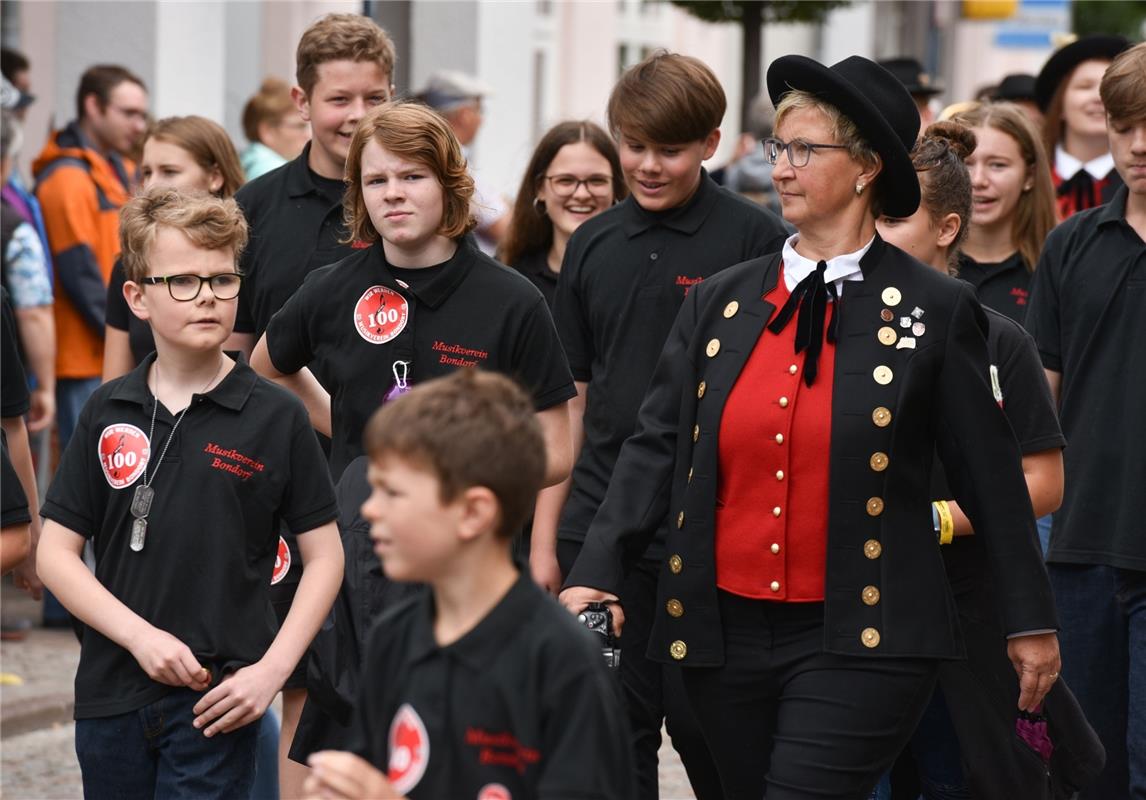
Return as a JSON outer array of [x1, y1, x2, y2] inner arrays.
[[855, 182, 865, 195]]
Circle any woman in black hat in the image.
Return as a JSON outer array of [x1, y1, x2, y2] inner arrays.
[[1036, 34, 1131, 218], [561, 55, 1060, 799]]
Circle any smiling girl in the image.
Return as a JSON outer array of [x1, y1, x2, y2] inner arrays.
[[948, 102, 1056, 324]]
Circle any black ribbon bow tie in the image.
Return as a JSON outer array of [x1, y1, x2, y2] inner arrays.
[[767, 260, 838, 387], [1057, 170, 1097, 215]]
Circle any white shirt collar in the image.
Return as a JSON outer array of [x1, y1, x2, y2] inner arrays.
[[781, 233, 873, 295], [1055, 145, 1115, 181]]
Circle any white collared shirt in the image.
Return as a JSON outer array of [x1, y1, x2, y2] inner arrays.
[[1055, 145, 1115, 181], [781, 233, 874, 296]]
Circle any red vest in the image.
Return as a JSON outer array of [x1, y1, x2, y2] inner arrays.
[[715, 277, 835, 601]]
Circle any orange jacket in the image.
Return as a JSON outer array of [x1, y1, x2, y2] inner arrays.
[[33, 123, 134, 380]]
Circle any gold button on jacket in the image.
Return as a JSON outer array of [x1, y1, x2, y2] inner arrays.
[[666, 599, 684, 617], [706, 338, 721, 357], [670, 640, 688, 660], [870, 452, 889, 471], [867, 497, 885, 516], [723, 301, 739, 318], [668, 555, 683, 574], [862, 585, 881, 606], [872, 406, 892, 427], [862, 628, 881, 648], [864, 539, 883, 559]]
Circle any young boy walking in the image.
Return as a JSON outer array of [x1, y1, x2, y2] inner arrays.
[[36, 188, 344, 799], [549, 51, 788, 800], [305, 369, 631, 800]]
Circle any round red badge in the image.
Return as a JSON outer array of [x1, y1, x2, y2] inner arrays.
[[98, 424, 150, 489], [271, 536, 291, 585], [388, 703, 429, 795], [354, 286, 409, 345], [478, 783, 513, 800]]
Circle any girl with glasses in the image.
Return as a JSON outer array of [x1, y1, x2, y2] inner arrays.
[[104, 116, 245, 382], [500, 121, 625, 308]]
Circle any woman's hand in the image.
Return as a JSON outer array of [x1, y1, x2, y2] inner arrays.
[[1007, 632, 1061, 711], [559, 586, 624, 637]]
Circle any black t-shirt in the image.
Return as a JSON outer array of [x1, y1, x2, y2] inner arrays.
[[955, 251, 1031, 324], [1025, 186, 1146, 570], [1, 430, 30, 528], [347, 573, 632, 800], [265, 239, 576, 478], [41, 354, 338, 718], [509, 249, 559, 311], [234, 143, 360, 338], [105, 259, 156, 366], [935, 306, 1065, 582], [553, 170, 788, 548], [1, 288, 29, 418]]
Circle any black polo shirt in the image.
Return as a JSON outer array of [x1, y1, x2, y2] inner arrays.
[[41, 354, 338, 719], [508, 249, 559, 311], [1025, 186, 1146, 570], [265, 239, 575, 479], [347, 572, 632, 799], [234, 143, 361, 338], [553, 170, 787, 549], [1, 289, 29, 417], [955, 251, 1031, 324], [935, 307, 1065, 582], [106, 259, 156, 366]]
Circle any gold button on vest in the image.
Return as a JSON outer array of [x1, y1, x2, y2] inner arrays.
[[864, 539, 883, 559], [867, 497, 885, 516], [870, 452, 889, 472]]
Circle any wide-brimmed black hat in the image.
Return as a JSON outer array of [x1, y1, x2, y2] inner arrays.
[[877, 57, 944, 97], [767, 55, 921, 217], [991, 73, 1037, 103], [1034, 34, 1130, 112]]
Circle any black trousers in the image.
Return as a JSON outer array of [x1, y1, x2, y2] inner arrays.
[[558, 540, 724, 800], [681, 590, 939, 800]]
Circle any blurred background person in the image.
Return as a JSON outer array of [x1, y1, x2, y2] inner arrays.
[[103, 115, 246, 381], [721, 93, 784, 217], [950, 102, 1057, 325], [240, 77, 310, 181], [500, 120, 625, 309], [1035, 34, 1131, 218], [417, 70, 509, 253], [991, 74, 1042, 126], [880, 56, 944, 128]]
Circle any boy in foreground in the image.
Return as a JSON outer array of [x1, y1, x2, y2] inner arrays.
[[305, 369, 630, 800], [36, 188, 343, 799]]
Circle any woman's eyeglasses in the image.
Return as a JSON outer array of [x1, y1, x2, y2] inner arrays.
[[140, 273, 243, 301], [544, 174, 614, 197], [762, 138, 850, 168]]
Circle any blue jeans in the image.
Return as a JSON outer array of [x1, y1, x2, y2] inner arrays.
[[867, 687, 970, 800], [74, 687, 258, 800], [1036, 514, 1053, 557], [56, 376, 100, 451], [251, 708, 280, 800], [1049, 563, 1146, 800]]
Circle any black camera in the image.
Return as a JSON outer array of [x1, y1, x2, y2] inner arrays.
[[578, 602, 621, 669]]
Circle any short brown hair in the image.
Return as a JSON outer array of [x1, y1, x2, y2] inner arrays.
[[607, 51, 725, 144], [1100, 42, 1146, 124], [241, 78, 296, 143], [119, 187, 248, 283], [295, 13, 396, 97], [343, 101, 475, 244], [76, 64, 146, 122], [147, 116, 246, 199], [950, 102, 1056, 271], [364, 370, 546, 540]]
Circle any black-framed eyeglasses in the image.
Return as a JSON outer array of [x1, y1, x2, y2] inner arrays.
[[762, 138, 850, 168], [140, 273, 243, 302], [544, 174, 614, 197]]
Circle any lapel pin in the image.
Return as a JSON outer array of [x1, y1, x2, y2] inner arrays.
[[912, 321, 926, 337], [896, 337, 916, 350], [880, 309, 894, 322], [911, 306, 925, 319], [900, 317, 912, 328]]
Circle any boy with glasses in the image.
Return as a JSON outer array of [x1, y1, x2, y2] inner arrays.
[[36, 188, 344, 800]]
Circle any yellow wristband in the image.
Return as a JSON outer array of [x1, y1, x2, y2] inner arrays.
[[934, 500, 954, 545]]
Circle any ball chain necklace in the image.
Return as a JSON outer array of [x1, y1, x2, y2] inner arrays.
[[129, 357, 227, 552]]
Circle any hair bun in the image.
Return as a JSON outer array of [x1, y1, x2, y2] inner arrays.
[[924, 120, 976, 159]]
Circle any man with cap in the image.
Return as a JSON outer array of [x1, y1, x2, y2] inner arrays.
[[879, 56, 944, 128], [563, 53, 1059, 798], [417, 70, 509, 251]]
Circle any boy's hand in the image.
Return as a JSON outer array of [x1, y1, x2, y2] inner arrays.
[[128, 627, 211, 690], [192, 661, 280, 737], [559, 586, 625, 637], [304, 751, 402, 799]]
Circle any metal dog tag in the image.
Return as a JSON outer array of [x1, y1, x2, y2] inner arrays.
[[130, 484, 155, 519], [130, 517, 148, 552]]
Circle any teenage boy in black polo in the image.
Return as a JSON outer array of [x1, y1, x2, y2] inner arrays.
[[304, 369, 631, 800], [35, 189, 344, 800], [546, 51, 787, 800], [231, 13, 396, 347], [1024, 43, 1146, 800], [252, 101, 573, 485]]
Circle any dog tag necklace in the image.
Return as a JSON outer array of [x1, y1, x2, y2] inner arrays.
[[130, 359, 225, 552]]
